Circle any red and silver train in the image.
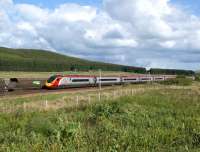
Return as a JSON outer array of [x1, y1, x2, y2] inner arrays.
[[45, 74, 176, 89]]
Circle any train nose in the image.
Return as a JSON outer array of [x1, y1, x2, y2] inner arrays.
[[45, 82, 53, 88]]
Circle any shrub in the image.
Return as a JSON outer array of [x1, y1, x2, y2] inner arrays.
[[92, 102, 121, 118], [160, 78, 193, 86], [25, 115, 58, 137], [195, 75, 200, 82], [176, 75, 186, 79]]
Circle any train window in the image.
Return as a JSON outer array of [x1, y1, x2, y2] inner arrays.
[[155, 78, 163, 80], [72, 79, 89, 82], [124, 79, 137, 81], [47, 75, 57, 83], [100, 79, 117, 81], [141, 78, 151, 80]]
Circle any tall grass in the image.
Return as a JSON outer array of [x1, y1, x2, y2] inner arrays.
[[0, 88, 199, 151]]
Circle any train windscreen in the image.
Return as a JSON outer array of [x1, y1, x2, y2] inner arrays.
[[47, 75, 57, 83]]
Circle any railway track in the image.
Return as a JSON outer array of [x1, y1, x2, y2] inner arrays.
[[0, 78, 122, 97], [0, 79, 122, 98], [0, 74, 178, 98]]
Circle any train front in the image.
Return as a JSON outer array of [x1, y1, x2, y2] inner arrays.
[[45, 75, 60, 89]]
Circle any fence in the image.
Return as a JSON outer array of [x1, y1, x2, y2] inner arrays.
[[0, 85, 162, 113], [0, 79, 6, 95]]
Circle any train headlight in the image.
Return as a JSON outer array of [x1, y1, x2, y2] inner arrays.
[[45, 82, 53, 88]]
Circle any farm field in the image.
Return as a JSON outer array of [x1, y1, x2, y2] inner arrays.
[[0, 71, 135, 79], [0, 83, 199, 151]]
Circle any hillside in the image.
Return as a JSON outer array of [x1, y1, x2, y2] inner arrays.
[[0, 47, 146, 73]]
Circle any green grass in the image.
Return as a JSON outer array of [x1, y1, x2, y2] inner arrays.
[[0, 71, 135, 78], [160, 77, 193, 86], [0, 47, 145, 73], [0, 84, 199, 151], [195, 73, 200, 82]]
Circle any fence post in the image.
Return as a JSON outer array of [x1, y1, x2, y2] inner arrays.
[[2, 104, 4, 113], [10, 104, 13, 113], [76, 96, 79, 107], [98, 92, 101, 101], [2, 104, 5, 113], [23, 102, 26, 112], [8, 104, 10, 113], [62, 96, 67, 101], [88, 95, 91, 104], [45, 100, 48, 109], [113, 91, 116, 99], [107, 93, 110, 100], [131, 89, 134, 95], [121, 89, 123, 96]]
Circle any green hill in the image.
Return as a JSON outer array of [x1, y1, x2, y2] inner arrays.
[[0, 47, 146, 73]]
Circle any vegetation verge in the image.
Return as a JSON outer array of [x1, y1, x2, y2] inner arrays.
[[0, 84, 199, 151]]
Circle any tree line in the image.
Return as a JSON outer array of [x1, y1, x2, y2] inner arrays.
[[0, 58, 146, 73], [149, 68, 195, 76]]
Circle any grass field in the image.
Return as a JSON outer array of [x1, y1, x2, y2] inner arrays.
[[0, 71, 135, 78], [0, 83, 199, 151]]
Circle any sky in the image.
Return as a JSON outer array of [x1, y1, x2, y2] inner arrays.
[[1, 0, 200, 70], [14, 0, 102, 8], [13, 0, 200, 11]]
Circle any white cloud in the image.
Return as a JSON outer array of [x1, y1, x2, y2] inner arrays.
[[0, 0, 200, 70], [0, 0, 12, 7], [52, 4, 97, 22], [160, 40, 176, 48], [16, 4, 49, 22], [103, 0, 174, 38]]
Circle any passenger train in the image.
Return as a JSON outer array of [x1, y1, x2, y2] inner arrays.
[[45, 74, 176, 89]]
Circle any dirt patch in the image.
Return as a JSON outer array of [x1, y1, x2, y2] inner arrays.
[[15, 78, 47, 90]]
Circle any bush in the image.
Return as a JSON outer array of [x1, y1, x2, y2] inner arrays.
[[92, 102, 121, 118], [195, 75, 200, 82], [25, 115, 58, 137], [160, 78, 193, 86], [176, 75, 186, 79]]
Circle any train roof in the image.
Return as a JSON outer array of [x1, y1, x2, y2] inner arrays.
[[60, 75, 95, 78], [49, 74, 177, 78]]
